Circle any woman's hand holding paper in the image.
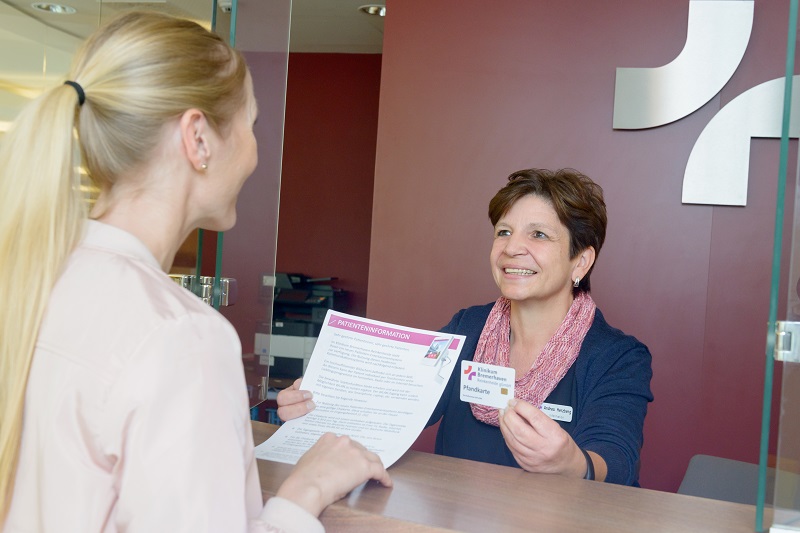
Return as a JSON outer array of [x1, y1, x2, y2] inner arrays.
[[276, 377, 315, 421], [277, 432, 393, 516]]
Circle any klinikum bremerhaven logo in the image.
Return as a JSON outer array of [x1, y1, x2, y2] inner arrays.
[[462, 364, 510, 396], [613, 0, 800, 206], [464, 364, 476, 380]]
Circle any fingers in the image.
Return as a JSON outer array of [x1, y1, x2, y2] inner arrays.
[[371, 461, 394, 488], [275, 387, 312, 407], [348, 437, 393, 488], [316, 433, 393, 488], [505, 398, 553, 437], [276, 379, 315, 421], [499, 405, 537, 463], [500, 399, 542, 449], [276, 400, 315, 422], [278, 433, 392, 517], [500, 399, 584, 476]]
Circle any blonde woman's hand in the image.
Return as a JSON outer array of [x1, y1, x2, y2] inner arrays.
[[276, 433, 393, 516]]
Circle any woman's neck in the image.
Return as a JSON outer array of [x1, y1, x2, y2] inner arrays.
[[508, 292, 574, 349], [91, 173, 194, 272]]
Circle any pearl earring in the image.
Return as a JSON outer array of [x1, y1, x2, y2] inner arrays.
[[200, 163, 208, 170]]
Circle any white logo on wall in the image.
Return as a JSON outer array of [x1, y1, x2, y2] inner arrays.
[[613, 0, 799, 206]]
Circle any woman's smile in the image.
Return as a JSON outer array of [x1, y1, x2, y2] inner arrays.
[[504, 267, 536, 275]]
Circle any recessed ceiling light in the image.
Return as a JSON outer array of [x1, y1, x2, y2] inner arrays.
[[31, 3, 77, 15], [358, 4, 386, 17]]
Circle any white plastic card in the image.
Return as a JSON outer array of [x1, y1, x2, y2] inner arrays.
[[459, 360, 515, 409]]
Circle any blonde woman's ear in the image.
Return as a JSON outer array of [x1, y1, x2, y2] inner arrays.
[[179, 109, 211, 172]]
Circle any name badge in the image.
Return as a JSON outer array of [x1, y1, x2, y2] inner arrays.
[[460, 361, 515, 409], [541, 402, 573, 422]]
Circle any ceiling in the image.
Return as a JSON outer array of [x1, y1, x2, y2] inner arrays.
[[287, 0, 384, 53], [0, 0, 384, 129], [1, 0, 384, 52]]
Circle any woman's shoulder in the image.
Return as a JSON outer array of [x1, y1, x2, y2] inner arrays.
[[578, 307, 654, 400], [52, 242, 237, 361], [583, 308, 650, 357], [588, 308, 642, 339], [583, 308, 651, 361]]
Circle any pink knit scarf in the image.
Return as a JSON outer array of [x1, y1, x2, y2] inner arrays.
[[470, 291, 596, 426]]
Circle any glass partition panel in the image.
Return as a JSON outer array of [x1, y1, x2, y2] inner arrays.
[[216, 0, 291, 412], [0, 0, 287, 411], [168, 1, 290, 411], [772, 89, 800, 532], [0, 3, 82, 140], [771, 152, 800, 532], [765, 1, 800, 531], [0, 1, 217, 195], [773, 359, 800, 531]]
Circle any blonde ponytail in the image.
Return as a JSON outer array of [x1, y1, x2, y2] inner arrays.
[[0, 85, 87, 523]]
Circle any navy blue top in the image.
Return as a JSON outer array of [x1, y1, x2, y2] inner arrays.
[[428, 303, 654, 486]]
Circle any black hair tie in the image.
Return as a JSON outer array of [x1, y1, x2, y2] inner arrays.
[[64, 80, 85, 106]]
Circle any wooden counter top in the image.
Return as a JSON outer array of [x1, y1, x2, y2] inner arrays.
[[252, 421, 764, 532]]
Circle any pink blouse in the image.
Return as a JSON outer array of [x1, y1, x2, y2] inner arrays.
[[5, 221, 322, 533]]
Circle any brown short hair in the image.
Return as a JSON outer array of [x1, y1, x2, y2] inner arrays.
[[488, 168, 607, 292]]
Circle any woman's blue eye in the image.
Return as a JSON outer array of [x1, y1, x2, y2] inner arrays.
[[533, 231, 547, 239], [496, 229, 511, 237]]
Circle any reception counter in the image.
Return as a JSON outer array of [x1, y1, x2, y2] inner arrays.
[[252, 421, 763, 532]]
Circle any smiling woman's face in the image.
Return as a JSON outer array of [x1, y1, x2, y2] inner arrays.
[[490, 194, 578, 305]]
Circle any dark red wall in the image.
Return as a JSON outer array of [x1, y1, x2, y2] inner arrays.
[[275, 53, 382, 317], [220, 50, 381, 352], [368, 0, 796, 491]]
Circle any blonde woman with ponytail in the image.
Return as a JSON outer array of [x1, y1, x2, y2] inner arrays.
[[0, 11, 389, 533]]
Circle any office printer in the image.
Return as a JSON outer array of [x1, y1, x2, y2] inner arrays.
[[256, 273, 348, 379], [272, 272, 347, 336]]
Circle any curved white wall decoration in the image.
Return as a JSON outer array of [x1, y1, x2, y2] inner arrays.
[[613, 0, 753, 130], [682, 76, 800, 206]]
